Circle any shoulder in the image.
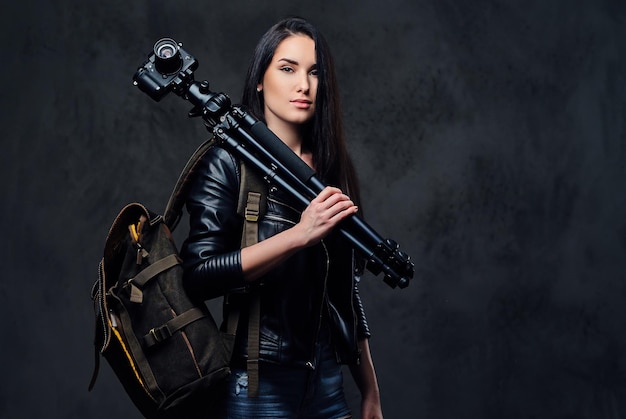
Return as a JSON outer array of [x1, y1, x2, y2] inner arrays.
[[183, 143, 242, 205], [196, 144, 241, 184], [200, 143, 238, 168]]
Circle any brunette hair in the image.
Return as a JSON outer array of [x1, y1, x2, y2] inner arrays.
[[241, 16, 361, 205]]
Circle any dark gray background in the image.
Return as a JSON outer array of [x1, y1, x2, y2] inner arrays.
[[2, 0, 625, 418]]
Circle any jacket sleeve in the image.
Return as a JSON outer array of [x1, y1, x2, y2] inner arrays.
[[180, 146, 246, 300]]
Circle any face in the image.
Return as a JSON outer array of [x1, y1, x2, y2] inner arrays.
[[258, 34, 318, 131]]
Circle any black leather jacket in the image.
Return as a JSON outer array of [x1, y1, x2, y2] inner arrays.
[[180, 146, 370, 369]]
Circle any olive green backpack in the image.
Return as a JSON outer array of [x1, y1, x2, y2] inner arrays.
[[88, 138, 266, 418]]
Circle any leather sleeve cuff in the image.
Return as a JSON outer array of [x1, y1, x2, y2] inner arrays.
[[184, 249, 247, 300]]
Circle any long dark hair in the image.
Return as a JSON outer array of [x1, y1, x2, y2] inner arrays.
[[241, 17, 361, 206]]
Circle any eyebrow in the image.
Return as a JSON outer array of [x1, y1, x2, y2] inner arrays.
[[277, 58, 298, 65], [277, 58, 317, 69]]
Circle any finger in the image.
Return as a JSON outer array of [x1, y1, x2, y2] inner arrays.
[[326, 201, 358, 223], [320, 193, 353, 212], [312, 186, 344, 204]]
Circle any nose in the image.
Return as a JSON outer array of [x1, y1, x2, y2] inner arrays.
[[296, 72, 310, 93]]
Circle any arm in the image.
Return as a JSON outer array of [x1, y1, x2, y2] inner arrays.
[[241, 185, 358, 281], [349, 339, 383, 419], [182, 147, 357, 296], [181, 147, 248, 299]]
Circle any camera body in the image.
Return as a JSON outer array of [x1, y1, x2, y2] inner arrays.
[[133, 38, 198, 102]]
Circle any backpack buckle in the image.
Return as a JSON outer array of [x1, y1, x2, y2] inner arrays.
[[244, 192, 261, 222], [146, 325, 172, 347], [245, 207, 259, 222]]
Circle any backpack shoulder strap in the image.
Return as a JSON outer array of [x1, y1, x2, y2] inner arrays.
[[235, 159, 266, 398], [163, 137, 217, 232], [165, 140, 267, 398], [237, 160, 268, 248]]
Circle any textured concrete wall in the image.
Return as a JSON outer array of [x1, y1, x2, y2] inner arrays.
[[2, 1, 625, 418]]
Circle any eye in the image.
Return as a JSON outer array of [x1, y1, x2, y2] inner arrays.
[[280, 66, 294, 73], [309, 68, 318, 76]]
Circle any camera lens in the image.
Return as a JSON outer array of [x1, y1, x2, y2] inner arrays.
[[156, 44, 176, 59], [153, 38, 182, 75]]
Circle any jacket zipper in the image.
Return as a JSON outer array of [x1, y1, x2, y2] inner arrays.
[[266, 194, 328, 369], [264, 214, 296, 225], [306, 240, 330, 370], [267, 196, 300, 214]]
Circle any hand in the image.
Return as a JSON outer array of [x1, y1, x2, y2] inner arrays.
[[295, 186, 357, 247], [241, 186, 356, 281], [360, 393, 384, 419]]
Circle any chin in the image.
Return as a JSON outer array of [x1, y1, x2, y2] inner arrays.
[[290, 113, 315, 125]]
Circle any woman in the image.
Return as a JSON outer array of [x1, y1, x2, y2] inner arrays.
[[181, 17, 383, 418]]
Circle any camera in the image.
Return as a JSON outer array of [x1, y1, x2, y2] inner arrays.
[[133, 38, 198, 101]]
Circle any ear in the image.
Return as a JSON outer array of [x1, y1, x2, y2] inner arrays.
[[256, 83, 263, 92]]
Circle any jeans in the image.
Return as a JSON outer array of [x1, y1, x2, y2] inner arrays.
[[212, 337, 352, 418]]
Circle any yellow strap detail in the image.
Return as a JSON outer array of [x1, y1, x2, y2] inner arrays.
[[129, 224, 139, 242], [110, 326, 156, 402]]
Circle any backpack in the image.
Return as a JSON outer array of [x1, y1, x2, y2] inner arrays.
[[88, 138, 266, 418]]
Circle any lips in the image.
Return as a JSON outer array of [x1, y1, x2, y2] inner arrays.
[[291, 99, 313, 109]]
